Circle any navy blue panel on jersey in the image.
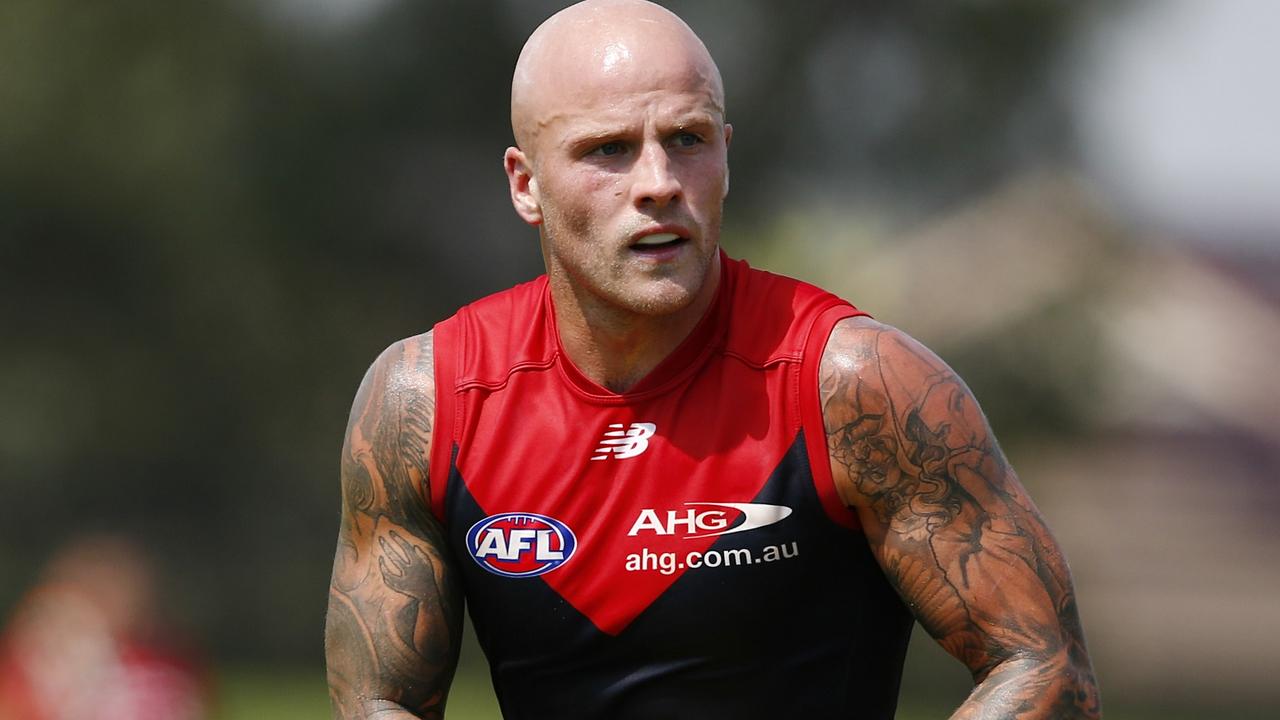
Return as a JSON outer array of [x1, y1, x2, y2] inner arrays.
[[446, 433, 914, 720]]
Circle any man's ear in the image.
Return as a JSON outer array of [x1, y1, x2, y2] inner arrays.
[[722, 123, 733, 197], [504, 146, 543, 225]]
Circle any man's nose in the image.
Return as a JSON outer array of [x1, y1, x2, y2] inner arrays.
[[631, 142, 681, 208]]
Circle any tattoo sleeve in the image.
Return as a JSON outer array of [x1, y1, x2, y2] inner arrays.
[[821, 317, 1100, 719], [326, 332, 463, 720]]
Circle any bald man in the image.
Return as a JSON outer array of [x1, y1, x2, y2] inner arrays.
[[324, 2, 1101, 719]]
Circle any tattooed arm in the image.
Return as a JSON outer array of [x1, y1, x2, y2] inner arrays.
[[325, 332, 463, 719], [820, 317, 1100, 719]]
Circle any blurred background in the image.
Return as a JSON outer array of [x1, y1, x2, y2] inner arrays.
[[2, 0, 1277, 717]]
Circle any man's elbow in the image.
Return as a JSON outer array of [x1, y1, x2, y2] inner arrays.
[[1041, 650, 1102, 720]]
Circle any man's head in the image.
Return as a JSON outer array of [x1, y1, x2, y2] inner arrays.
[[504, 0, 731, 319]]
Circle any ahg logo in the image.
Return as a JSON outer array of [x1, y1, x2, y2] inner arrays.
[[627, 502, 793, 539], [590, 423, 656, 461]]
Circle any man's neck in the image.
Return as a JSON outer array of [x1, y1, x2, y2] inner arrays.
[[550, 263, 721, 394]]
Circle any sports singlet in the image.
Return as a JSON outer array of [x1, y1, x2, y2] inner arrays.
[[428, 252, 913, 719]]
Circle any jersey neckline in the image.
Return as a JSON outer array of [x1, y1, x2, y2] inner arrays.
[[544, 249, 736, 404]]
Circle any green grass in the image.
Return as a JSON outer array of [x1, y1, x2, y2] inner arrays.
[[214, 665, 502, 720], [213, 664, 1273, 720], [214, 617, 1278, 718], [214, 666, 330, 720], [213, 668, 958, 720]]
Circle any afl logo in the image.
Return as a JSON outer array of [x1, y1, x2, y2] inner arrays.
[[466, 513, 577, 578]]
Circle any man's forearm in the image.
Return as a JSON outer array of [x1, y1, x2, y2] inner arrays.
[[951, 654, 1100, 720], [326, 522, 461, 720]]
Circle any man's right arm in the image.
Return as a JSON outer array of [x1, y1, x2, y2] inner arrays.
[[325, 332, 463, 720]]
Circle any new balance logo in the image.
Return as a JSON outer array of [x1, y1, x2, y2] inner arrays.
[[591, 423, 657, 461]]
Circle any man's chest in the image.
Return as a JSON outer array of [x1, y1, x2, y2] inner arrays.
[[446, 360, 808, 635]]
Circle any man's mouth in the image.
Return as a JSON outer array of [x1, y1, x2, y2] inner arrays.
[[631, 232, 688, 251]]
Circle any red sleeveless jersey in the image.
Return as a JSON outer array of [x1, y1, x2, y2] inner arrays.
[[429, 253, 913, 719]]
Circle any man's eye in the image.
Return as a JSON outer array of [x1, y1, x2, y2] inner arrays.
[[593, 142, 625, 156], [672, 132, 701, 148]]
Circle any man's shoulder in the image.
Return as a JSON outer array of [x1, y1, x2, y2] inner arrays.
[[819, 315, 984, 436], [433, 275, 555, 384], [359, 331, 436, 404], [724, 257, 864, 362], [821, 315, 885, 367], [446, 274, 549, 326], [820, 315, 939, 383], [730, 256, 846, 305]]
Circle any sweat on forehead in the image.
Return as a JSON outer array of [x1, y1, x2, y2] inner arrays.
[[510, 0, 725, 150]]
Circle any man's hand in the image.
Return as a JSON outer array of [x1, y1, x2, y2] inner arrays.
[[326, 332, 463, 720], [821, 316, 1101, 719]]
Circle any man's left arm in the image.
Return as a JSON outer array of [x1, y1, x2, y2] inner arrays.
[[820, 316, 1101, 719]]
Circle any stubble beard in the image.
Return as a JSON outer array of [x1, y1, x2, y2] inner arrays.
[[540, 206, 720, 320]]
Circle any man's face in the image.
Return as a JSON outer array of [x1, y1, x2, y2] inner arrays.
[[509, 41, 731, 318]]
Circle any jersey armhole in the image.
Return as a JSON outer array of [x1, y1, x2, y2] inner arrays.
[[428, 317, 461, 526], [800, 304, 867, 531]]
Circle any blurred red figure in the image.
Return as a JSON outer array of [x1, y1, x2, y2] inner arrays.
[[0, 535, 209, 720]]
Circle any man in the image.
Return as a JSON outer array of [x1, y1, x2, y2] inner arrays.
[[325, 1, 1101, 718]]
